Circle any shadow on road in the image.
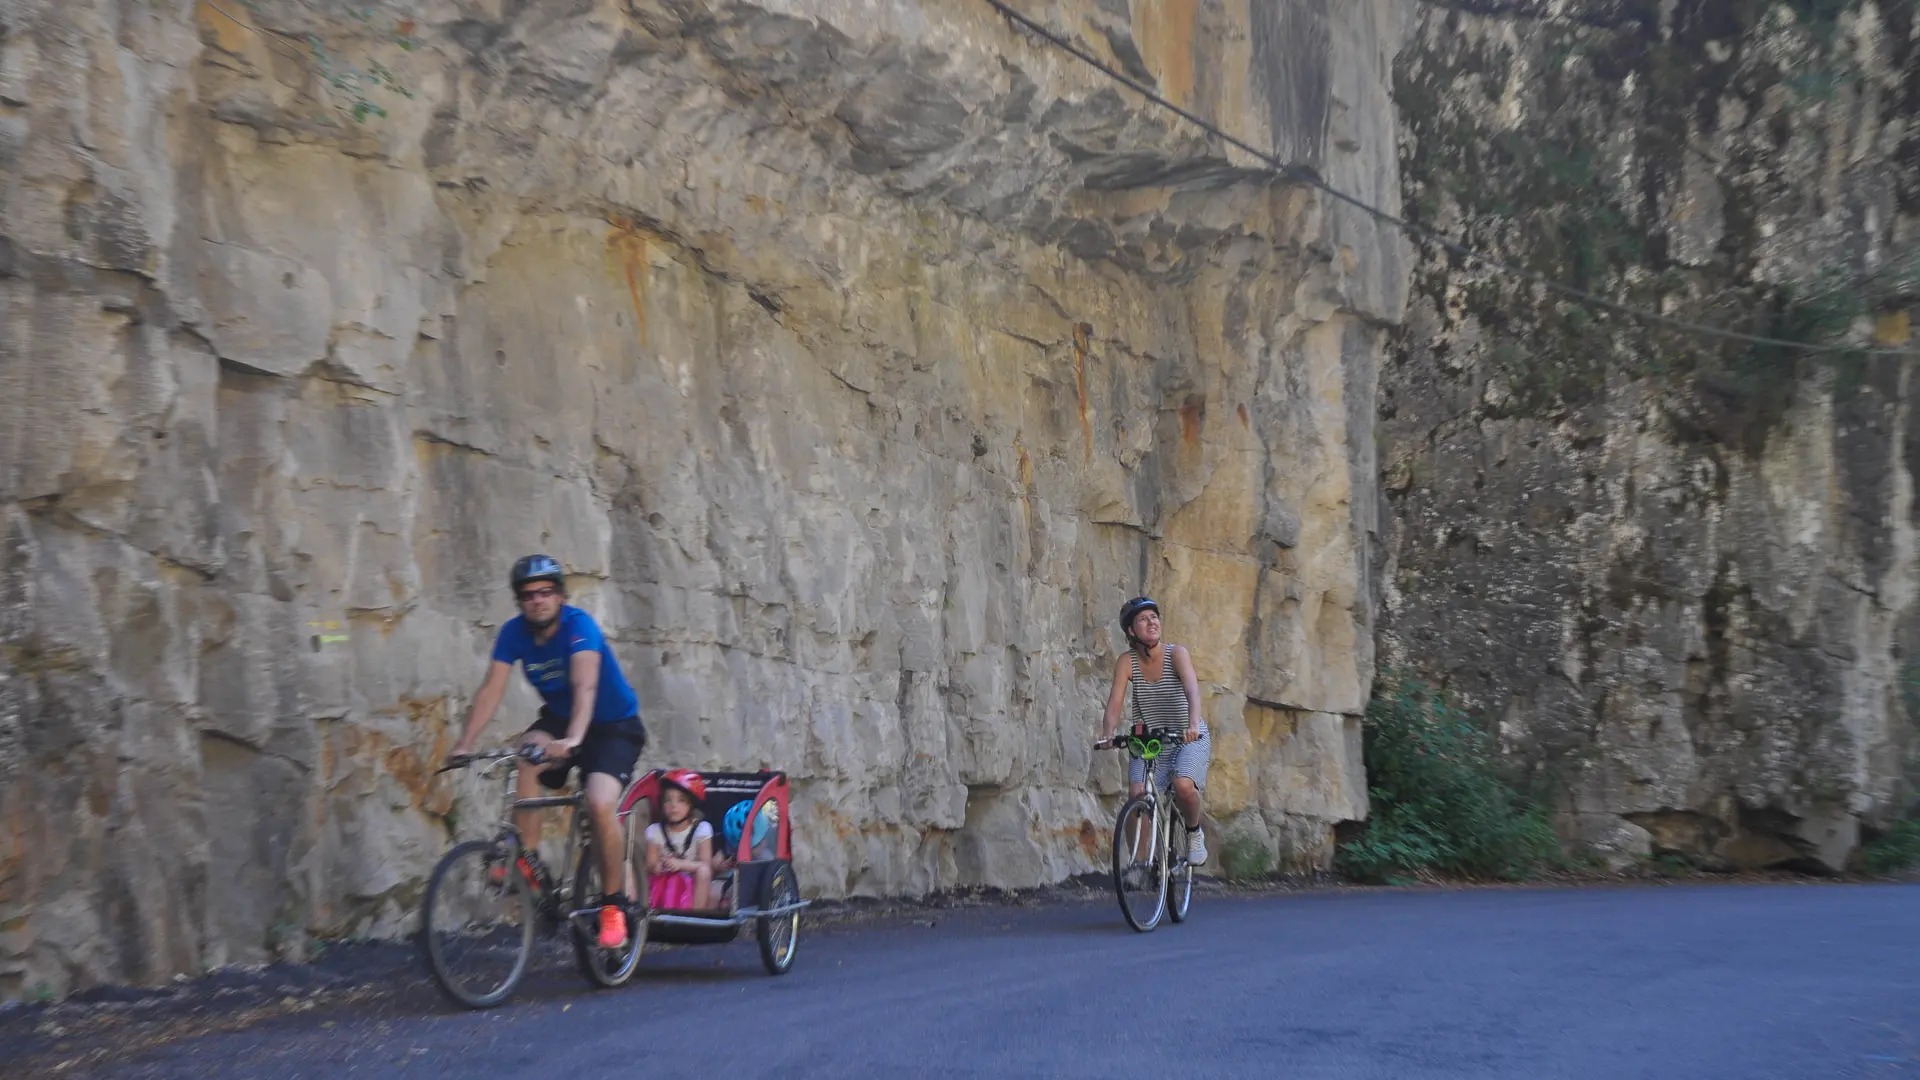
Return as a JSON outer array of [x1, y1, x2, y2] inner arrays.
[[0, 940, 666, 1077]]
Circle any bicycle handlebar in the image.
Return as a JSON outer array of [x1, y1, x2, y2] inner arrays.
[[436, 744, 550, 774], [1096, 734, 1161, 759], [1097, 727, 1193, 759]]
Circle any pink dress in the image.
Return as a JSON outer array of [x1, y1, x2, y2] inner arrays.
[[646, 820, 712, 909]]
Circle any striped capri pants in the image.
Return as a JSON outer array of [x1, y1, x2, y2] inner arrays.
[[1127, 724, 1211, 792]]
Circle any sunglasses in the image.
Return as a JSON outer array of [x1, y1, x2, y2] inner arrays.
[[516, 586, 560, 602]]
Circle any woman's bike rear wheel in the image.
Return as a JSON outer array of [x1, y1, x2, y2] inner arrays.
[[1112, 796, 1166, 932], [571, 840, 645, 988], [1167, 813, 1194, 924], [422, 839, 535, 1009]]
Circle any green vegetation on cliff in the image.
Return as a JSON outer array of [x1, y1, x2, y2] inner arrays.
[[1396, 0, 1918, 447], [1860, 819, 1920, 875], [224, 1, 419, 123], [1337, 679, 1563, 884]]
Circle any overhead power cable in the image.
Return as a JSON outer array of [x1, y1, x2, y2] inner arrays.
[[977, 0, 1912, 358], [202, 0, 313, 61]]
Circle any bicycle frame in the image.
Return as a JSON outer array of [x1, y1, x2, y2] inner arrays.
[[468, 751, 605, 931], [1122, 752, 1182, 876]]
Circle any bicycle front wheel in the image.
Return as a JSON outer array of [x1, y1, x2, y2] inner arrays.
[[1112, 796, 1166, 932], [422, 839, 535, 1009]]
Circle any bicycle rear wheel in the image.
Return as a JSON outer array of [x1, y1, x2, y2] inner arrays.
[[1112, 796, 1166, 932], [1167, 813, 1194, 924], [571, 840, 645, 988], [422, 839, 535, 1009]]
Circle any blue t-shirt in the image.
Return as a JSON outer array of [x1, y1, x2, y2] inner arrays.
[[490, 606, 640, 723]]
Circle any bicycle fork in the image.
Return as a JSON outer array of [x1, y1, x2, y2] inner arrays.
[[1123, 793, 1163, 877], [1131, 789, 1188, 880]]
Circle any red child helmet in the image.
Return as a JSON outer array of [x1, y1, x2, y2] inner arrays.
[[660, 768, 706, 802]]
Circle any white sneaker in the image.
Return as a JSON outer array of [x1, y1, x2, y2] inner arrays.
[[1188, 829, 1208, 866]]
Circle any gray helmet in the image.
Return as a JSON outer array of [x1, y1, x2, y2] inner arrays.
[[1119, 596, 1159, 639], [509, 554, 565, 593]]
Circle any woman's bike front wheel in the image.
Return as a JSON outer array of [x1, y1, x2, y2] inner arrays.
[[1112, 796, 1167, 932], [422, 838, 535, 1009]]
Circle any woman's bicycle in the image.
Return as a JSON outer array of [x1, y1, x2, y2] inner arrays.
[[421, 746, 645, 1008], [1097, 724, 1195, 932]]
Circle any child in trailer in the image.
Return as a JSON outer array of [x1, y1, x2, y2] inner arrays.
[[646, 769, 713, 911], [709, 797, 779, 908]]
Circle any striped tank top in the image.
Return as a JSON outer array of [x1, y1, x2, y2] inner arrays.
[[1128, 647, 1205, 735]]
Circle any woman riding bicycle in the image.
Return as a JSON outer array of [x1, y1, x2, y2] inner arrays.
[[1099, 596, 1209, 866]]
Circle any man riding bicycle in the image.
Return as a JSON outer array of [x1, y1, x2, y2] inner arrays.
[[447, 554, 648, 948]]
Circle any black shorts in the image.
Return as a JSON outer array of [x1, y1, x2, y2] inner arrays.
[[524, 709, 647, 790]]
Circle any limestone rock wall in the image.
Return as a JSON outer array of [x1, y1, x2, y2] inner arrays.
[[1382, 1, 1919, 872], [0, 0, 1409, 994]]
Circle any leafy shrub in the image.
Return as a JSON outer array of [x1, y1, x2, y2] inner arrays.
[[1648, 852, 1698, 879], [1860, 820, 1920, 876], [1337, 678, 1563, 883]]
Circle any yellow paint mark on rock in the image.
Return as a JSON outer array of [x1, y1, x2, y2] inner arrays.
[[1875, 311, 1910, 346]]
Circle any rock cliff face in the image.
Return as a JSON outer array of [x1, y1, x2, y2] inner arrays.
[[0, 0, 1408, 994], [1382, 1, 1919, 872]]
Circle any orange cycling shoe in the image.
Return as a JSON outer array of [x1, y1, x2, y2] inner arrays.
[[598, 904, 628, 949]]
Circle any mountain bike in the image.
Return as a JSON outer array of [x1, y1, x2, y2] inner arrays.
[[421, 746, 645, 1008], [1097, 724, 1195, 932]]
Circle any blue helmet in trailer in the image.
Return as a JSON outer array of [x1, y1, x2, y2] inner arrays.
[[722, 799, 776, 856]]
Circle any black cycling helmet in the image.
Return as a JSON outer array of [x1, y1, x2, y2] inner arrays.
[[509, 554, 565, 593], [1118, 596, 1159, 639]]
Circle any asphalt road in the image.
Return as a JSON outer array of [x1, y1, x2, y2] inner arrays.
[[22, 882, 1920, 1080]]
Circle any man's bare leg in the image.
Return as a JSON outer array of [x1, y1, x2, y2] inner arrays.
[[515, 730, 558, 849], [584, 772, 629, 901]]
